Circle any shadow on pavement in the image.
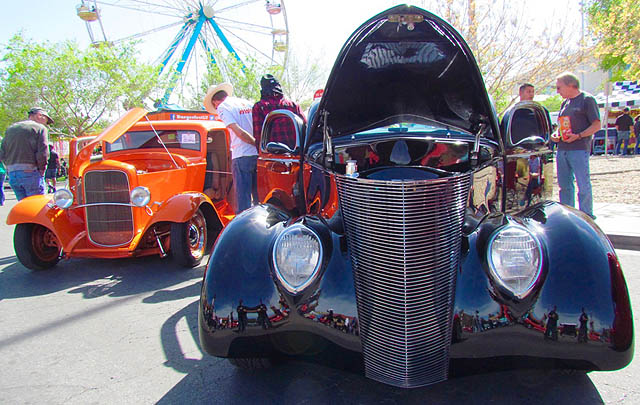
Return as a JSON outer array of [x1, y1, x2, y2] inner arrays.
[[0, 254, 204, 301], [154, 299, 605, 404]]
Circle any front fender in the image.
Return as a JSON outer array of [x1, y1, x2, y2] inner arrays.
[[6, 194, 54, 226], [452, 201, 633, 373], [199, 204, 360, 358], [150, 192, 213, 224], [6, 195, 85, 249]]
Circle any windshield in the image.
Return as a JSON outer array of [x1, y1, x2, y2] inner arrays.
[[355, 123, 469, 137], [105, 130, 201, 153]]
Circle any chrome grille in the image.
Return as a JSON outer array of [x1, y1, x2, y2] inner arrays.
[[84, 170, 134, 246], [335, 171, 471, 388]]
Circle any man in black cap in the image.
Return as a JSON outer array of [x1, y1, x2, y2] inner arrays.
[[252, 74, 305, 150], [0, 107, 52, 200]]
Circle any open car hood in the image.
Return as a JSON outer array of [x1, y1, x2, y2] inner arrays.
[[71, 108, 148, 178], [317, 5, 498, 137]]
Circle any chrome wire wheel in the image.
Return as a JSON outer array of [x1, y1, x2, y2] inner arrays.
[[171, 208, 207, 267], [187, 210, 206, 261]]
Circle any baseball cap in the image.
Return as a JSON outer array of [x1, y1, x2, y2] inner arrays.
[[28, 107, 54, 125]]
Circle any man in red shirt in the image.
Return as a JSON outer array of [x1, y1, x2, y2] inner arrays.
[[252, 74, 305, 151]]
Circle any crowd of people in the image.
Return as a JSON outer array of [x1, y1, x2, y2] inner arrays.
[[0, 71, 633, 221]]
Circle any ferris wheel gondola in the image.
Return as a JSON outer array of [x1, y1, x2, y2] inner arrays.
[[76, 0, 289, 107]]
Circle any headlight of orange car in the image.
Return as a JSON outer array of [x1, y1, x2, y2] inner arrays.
[[487, 224, 543, 298], [53, 189, 74, 209], [272, 223, 323, 294], [130, 186, 151, 207]]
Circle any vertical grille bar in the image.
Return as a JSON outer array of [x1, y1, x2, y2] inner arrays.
[[84, 170, 134, 246], [336, 172, 471, 388]]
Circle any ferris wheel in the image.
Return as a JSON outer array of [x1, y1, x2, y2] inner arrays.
[[76, 0, 290, 107]]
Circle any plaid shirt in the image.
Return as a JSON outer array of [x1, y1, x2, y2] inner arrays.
[[252, 96, 306, 150]]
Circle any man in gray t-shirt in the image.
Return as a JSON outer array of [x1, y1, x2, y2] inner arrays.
[[0, 107, 52, 200], [551, 72, 600, 218]]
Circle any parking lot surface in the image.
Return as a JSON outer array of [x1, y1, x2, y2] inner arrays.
[[1, 190, 638, 404]]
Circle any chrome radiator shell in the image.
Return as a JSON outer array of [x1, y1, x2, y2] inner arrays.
[[84, 170, 134, 246], [335, 171, 471, 388]]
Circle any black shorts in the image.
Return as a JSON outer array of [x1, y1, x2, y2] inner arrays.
[[45, 168, 58, 179]]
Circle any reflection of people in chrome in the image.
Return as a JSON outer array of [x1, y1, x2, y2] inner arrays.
[[578, 308, 589, 343], [522, 154, 541, 207], [203, 300, 215, 328], [544, 306, 559, 341], [237, 300, 248, 332], [257, 303, 272, 330], [473, 310, 483, 332]]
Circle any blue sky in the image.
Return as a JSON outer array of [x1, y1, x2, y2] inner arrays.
[[0, 1, 582, 63], [0, 1, 407, 62], [0, 1, 583, 103]]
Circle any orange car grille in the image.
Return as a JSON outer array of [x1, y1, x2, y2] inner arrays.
[[335, 172, 471, 388], [84, 170, 134, 246]]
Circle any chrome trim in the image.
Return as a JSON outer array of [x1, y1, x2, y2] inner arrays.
[[261, 109, 304, 150], [335, 171, 471, 388], [84, 170, 134, 247], [257, 157, 298, 163], [72, 202, 139, 209]]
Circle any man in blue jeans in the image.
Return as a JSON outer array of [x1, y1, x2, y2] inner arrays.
[[0, 107, 51, 201], [614, 107, 633, 155], [551, 73, 601, 219], [204, 83, 258, 213]]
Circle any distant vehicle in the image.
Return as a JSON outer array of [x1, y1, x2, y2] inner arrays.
[[7, 108, 235, 270], [592, 128, 618, 155]]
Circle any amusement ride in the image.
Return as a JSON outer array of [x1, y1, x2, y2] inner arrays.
[[76, 1, 289, 107]]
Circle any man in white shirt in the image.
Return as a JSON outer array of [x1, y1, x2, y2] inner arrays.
[[205, 83, 258, 213]]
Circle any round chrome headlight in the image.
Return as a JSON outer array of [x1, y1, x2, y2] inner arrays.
[[272, 224, 322, 294], [53, 188, 74, 209], [487, 224, 543, 298], [130, 186, 150, 207]]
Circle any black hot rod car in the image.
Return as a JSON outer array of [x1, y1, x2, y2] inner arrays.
[[199, 5, 633, 388]]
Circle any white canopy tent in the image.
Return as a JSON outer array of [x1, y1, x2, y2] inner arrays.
[[592, 81, 640, 155], [594, 81, 640, 108]]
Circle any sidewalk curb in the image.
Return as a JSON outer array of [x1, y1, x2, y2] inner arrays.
[[607, 234, 640, 251]]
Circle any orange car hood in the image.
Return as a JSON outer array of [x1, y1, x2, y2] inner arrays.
[[71, 108, 148, 178]]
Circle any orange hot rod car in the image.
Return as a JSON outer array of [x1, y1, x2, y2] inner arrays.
[[7, 108, 235, 270]]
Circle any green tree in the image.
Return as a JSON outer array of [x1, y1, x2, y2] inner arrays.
[[0, 34, 165, 139], [538, 95, 564, 112], [588, 0, 640, 80]]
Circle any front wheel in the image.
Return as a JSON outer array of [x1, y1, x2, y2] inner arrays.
[[171, 208, 207, 267], [14, 223, 61, 271]]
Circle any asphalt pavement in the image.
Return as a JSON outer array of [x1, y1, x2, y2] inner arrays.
[[1, 187, 639, 404]]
